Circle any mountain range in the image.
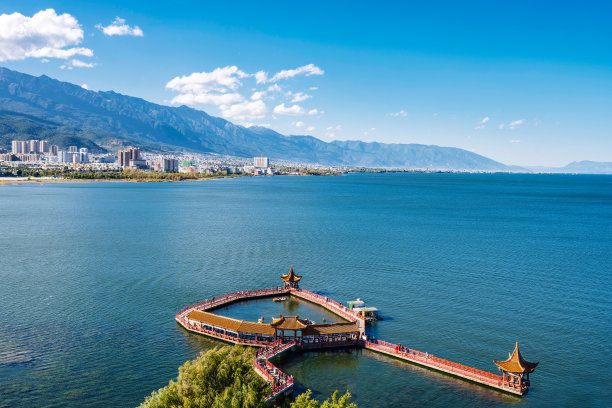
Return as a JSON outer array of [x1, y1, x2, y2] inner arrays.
[[0, 66, 609, 173]]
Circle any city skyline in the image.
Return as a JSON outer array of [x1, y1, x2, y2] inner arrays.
[[0, 1, 611, 166]]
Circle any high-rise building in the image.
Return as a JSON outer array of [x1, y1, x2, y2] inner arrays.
[[118, 150, 131, 167], [254, 157, 269, 168], [12, 140, 30, 154], [79, 148, 89, 163], [29, 140, 40, 154], [58, 151, 73, 163], [69, 146, 78, 153], [130, 148, 140, 161], [118, 147, 140, 167], [40, 140, 50, 153], [11, 140, 21, 154], [49, 145, 58, 156]]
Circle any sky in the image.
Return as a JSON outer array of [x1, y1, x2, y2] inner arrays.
[[0, 1, 611, 166]]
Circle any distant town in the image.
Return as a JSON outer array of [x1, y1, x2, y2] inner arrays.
[[0, 138, 342, 180]]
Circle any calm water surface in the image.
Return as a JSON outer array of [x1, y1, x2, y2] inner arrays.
[[0, 173, 611, 407]]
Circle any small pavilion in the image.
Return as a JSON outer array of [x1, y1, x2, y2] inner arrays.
[[270, 315, 309, 341], [494, 342, 539, 388], [281, 266, 302, 289]]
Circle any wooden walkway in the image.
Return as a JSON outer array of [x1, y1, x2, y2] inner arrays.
[[176, 286, 529, 400]]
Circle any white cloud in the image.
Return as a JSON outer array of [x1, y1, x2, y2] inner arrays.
[[510, 139, 521, 143], [387, 110, 407, 117], [306, 126, 316, 131], [290, 92, 311, 103], [498, 119, 524, 130], [508, 119, 524, 129], [250, 91, 265, 100], [81, 84, 88, 89], [295, 121, 305, 127], [0, 9, 93, 62], [70, 58, 95, 68], [60, 59, 95, 70], [166, 66, 252, 108], [273, 103, 305, 115], [96, 17, 143, 37], [269, 64, 324, 82], [325, 125, 342, 138], [171, 92, 244, 106], [254, 70, 268, 84], [474, 125, 485, 130], [220, 100, 267, 121], [433, 112, 439, 117], [166, 66, 248, 94], [308, 108, 323, 115], [166, 65, 323, 122], [309, 87, 318, 91], [479, 116, 490, 124]]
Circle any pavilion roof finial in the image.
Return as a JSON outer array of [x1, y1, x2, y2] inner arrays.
[[494, 342, 539, 373], [281, 265, 302, 283]]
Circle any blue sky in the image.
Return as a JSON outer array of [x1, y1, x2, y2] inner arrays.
[[1, 1, 611, 166]]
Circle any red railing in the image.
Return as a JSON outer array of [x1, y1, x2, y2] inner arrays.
[[253, 341, 295, 401], [177, 287, 290, 317], [289, 288, 365, 323], [365, 340, 526, 392]]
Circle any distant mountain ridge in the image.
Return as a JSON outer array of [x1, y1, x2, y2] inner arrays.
[[527, 161, 612, 175], [0, 66, 512, 169]]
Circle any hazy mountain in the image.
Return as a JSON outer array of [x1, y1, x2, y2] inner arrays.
[[0, 66, 511, 170], [527, 161, 612, 175]]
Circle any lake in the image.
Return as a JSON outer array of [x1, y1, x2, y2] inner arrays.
[[0, 173, 610, 407]]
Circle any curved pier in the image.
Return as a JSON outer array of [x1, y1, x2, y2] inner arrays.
[[176, 276, 534, 400]]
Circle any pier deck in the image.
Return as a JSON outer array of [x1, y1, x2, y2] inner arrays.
[[176, 286, 529, 400]]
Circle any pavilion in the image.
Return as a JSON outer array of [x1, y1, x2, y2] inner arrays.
[[281, 266, 302, 289], [494, 342, 539, 388]]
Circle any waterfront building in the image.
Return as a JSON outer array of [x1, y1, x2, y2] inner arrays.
[[49, 145, 58, 156], [118, 150, 131, 167], [118, 147, 140, 167], [494, 342, 539, 389], [281, 266, 302, 289], [79, 148, 89, 163], [68, 146, 78, 153], [40, 140, 49, 153], [159, 158, 179, 173], [254, 156, 269, 168]]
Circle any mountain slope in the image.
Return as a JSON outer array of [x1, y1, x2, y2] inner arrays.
[[0, 66, 510, 170]]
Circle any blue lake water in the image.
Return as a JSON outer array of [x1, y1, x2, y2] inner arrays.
[[0, 173, 611, 407]]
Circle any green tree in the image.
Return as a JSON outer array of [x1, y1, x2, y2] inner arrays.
[[138, 345, 269, 408], [290, 390, 357, 408], [138, 345, 358, 408]]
